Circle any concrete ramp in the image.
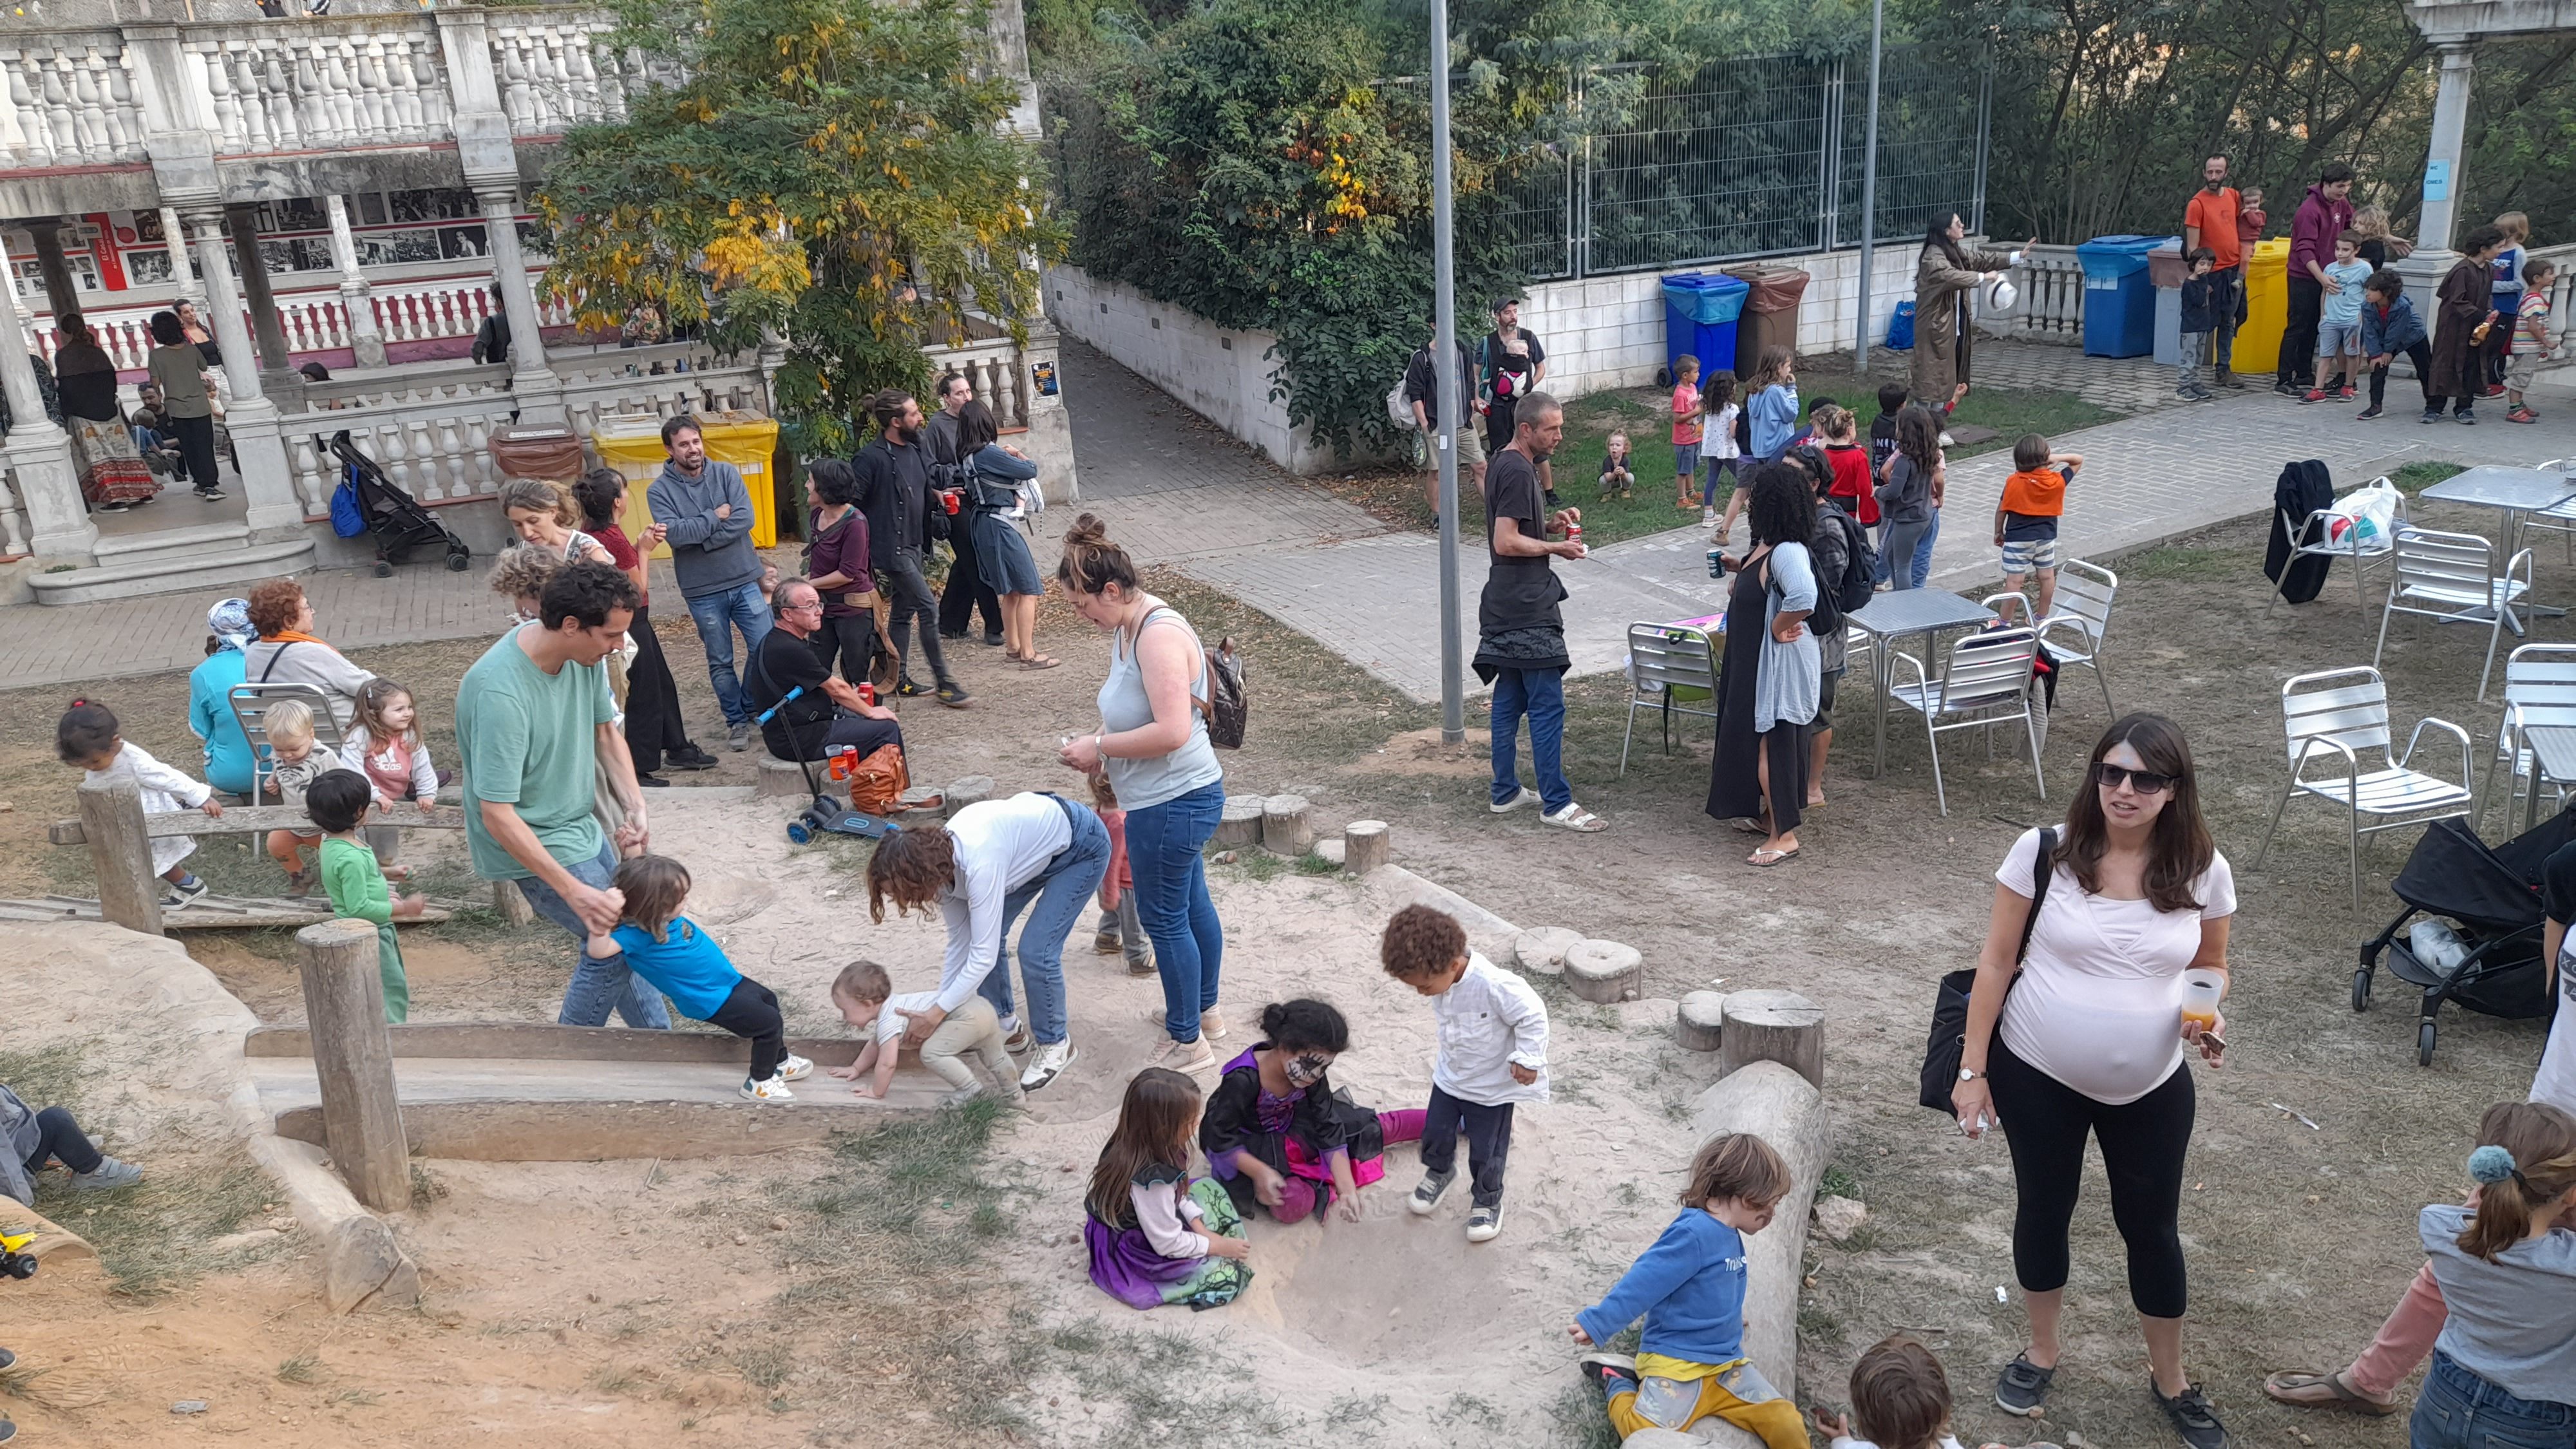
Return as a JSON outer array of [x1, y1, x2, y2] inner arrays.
[[245, 1023, 960, 1162]]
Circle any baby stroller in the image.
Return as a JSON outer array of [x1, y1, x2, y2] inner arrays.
[[327, 430, 471, 577], [2356, 808, 2571, 1065]]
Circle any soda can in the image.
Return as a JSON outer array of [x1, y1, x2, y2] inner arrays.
[[1566, 520, 1584, 554], [859, 681, 876, 707], [1707, 547, 1726, 580]]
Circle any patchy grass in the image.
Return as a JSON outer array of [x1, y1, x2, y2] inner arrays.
[[276, 1353, 322, 1385], [2392, 459, 2466, 494], [1938, 381, 2121, 459], [1145, 567, 1435, 766], [1027, 1316, 1293, 1444]]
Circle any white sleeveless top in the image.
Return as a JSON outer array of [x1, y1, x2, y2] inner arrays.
[[1994, 828, 2237, 1105]]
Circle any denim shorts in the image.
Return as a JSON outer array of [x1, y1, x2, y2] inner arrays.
[[2001, 535, 2060, 574], [2317, 320, 2363, 358], [1674, 442, 1701, 477]]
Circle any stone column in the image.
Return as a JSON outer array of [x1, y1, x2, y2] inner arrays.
[[24, 218, 81, 322], [184, 209, 303, 534], [476, 185, 565, 423], [0, 272, 96, 562], [223, 205, 303, 401], [159, 206, 206, 306], [2417, 44, 2477, 257], [323, 195, 388, 369]]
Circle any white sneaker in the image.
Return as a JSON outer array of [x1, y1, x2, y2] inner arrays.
[[1147, 1036, 1215, 1073], [1701, 506, 1718, 526], [777, 1053, 813, 1083], [741, 1074, 795, 1102], [1019, 1039, 1079, 1092]]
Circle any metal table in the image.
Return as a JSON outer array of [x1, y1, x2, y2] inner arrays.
[[2420, 467, 2576, 620], [2517, 724, 2576, 830], [1849, 588, 2000, 775]]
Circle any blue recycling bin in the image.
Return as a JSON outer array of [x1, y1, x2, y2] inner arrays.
[[2074, 234, 2175, 358], [1661, 273, 1750, 384]]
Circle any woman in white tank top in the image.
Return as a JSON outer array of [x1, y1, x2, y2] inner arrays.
[[1950, 714, 2237, 1449], [1053, 515, 1229, 1076]]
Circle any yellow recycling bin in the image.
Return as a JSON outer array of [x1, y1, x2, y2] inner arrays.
[[590, 412, 781, 560], [2231, 238, 2292, 377]]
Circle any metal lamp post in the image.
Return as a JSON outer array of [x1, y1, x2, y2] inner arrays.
[[1853, 0, 1886, 370], [1430, 0, 1465, 743]]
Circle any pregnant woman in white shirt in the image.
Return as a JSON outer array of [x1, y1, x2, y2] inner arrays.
[[1949, 714, 2235, 1449]]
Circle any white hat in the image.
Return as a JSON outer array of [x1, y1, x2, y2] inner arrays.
[[1986, 277, 2018, 312]]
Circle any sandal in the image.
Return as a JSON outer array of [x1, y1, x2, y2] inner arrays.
[[1017, 654, 1063, 670], [1541, 802, 1607, 832], [1747, 846, 1801, 867], [1728, 817, 1770, 836], [2262, 1370, 2400, 1417]]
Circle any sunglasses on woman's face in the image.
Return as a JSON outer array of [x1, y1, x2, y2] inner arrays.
[[2094, 762, 2179, 795]]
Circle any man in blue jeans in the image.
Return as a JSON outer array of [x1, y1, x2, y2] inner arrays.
[[1475, 392, 1606, 833], [457, 561, 670, 1029], [646, 413, 770, 752]]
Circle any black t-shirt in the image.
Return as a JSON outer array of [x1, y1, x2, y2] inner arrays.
[[1402, 343, 1477, 431], [2544, 838, 2576, 925], [1869, 412, 1899, 475], [744, 626, 837, 760], [1479, 328, 1546, 406], [1479, 448, 1566, 634]]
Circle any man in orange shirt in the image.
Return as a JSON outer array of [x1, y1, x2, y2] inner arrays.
[[2182, 154, 2245, 388]]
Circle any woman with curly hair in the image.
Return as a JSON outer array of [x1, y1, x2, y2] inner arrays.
[[240, 577, 377, 735], [866, 790, 1111, 1094]]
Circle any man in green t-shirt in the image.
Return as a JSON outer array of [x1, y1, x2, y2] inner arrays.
[[457, 561, 665, 1027]]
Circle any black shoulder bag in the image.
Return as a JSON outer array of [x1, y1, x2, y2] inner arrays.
[[1918, 826, 2055, 1115]]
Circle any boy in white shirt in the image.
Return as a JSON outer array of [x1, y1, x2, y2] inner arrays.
[[1381, 904, 1548, 1243], [828, 959, 1020, 1106], [1814, 1334, 2063, 1449]]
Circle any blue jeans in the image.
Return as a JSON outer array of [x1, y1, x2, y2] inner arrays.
[[972, 799, 1110, 1048], [1127, 781, 1226, 1042], [683, 580, 774, 726], [1909, 507, 1942, 590], [2410, 1352, 2575, 1449], [513, 840, 674, 1030], [1490, 666, 1573, 813]]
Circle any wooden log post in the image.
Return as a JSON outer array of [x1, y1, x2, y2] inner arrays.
[[1260, 795, 1314, 855], [1677, 990, 1728, 1052], [492, 878, 536, 928], [942, 775, 997, 819], [77, 776, 163, 936], [1718, 988, 1825, 1089], [1342, 820, 1390, 875], [1213, 797, 1265, 850], [1512, 926, 1584, 976], [1563, 939, 1643, 1003], [296, 918, 410, 1213]]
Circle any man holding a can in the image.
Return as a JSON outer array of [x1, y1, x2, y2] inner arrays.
[[1477, 391, 1605, 833], [744, 577, 909, 768]]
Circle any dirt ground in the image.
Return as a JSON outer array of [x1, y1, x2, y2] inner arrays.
[[0, 477, 2559, 1447]]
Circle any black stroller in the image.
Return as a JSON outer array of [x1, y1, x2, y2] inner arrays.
[[2356, 810, 2571, 1065], [328, 430, 471, 577]]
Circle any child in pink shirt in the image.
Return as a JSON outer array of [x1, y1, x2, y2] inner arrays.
[[1672, 355, 1704, 509], [339, 677, 439, 880], [1090, 773, 1151, 974]]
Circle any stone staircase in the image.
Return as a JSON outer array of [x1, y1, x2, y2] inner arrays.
[[28, 522, 317, 608]]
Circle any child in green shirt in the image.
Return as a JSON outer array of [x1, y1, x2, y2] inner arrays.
[[307, 770, 422, 1023]]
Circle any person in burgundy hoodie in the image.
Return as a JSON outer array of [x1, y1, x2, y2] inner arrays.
[[2277, 163, 2357, 395]]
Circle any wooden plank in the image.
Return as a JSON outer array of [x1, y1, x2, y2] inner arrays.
[[77, 775, 162, 935], [270, 1099, 896, 1162], [51, 803, 469, 846], [245, 1021, 864, 1066], [296, 918, 410, 1213], [0, 898, 452, 930]]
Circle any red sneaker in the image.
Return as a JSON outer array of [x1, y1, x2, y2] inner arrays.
[[2508, 407, 2539, 424], [2301, 388, 2329, 403], [2485, 384, 2508, 398], [2338, 385, 2356, 400]]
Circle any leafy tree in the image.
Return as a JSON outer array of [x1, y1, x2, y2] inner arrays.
[[535, 0, 1067, 456]]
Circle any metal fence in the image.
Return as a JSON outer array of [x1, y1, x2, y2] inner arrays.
[[1492, 46, 1989, 281]]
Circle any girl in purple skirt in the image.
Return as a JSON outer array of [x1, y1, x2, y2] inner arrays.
[[1084, 1067, 1251, 1311]]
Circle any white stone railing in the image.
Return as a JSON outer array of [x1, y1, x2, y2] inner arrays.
[[2524, 242, 2576, 363], [1, 31, 149, 168], [488, 10, 637, 136], [26, 270, 574, 373], [178, 18, 453, 157], [0, 462, 33, 558], [283, 389, 520, 516], [926, 331, 1031, 430], [2000, 243, 2087, 345], [558, 345, 768, 437]]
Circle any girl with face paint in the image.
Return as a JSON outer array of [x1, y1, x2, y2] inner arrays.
[[1198, 999, 1427, 1226]]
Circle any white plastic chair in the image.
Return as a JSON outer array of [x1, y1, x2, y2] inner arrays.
[[2483, 643, 2576, 831], [1619, 623, 1719, 776], [2268, 478, 2406, 634], [2372, 526, 2533, 701], [228, 683, 344, 806], [1884, 625, 2044, 816], [2253, 667, 2474, 909]]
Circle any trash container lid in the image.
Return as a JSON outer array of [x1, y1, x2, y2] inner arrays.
[[2074, 234, 2179, 254], [1662, 273, 1750, 324], [1721, 265, 1811, 311]]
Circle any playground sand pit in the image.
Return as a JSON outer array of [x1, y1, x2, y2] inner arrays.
[[0, 786, 1725, 1446]]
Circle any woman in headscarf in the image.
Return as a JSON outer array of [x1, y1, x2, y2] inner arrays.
[[1912, 212, 2037, 414], [188, 598, 259, 798], [52, 314, 160, 513]]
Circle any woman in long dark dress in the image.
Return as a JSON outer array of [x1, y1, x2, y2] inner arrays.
[[1707, 464, 1822, 866]]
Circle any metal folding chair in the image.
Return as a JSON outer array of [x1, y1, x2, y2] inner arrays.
[[2372, 526, 2533, 701], [2511, 459, 2574, 563], [1884, 625, 2044, 816], [2481, 643, 2576, 831], [2253, 666, 2474, 909], [228, 683, 345, 805], [2267, 479, 2406, 634], [1619, 623, 1720, 776]]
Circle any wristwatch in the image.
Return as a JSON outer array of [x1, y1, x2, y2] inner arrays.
[[1958, 1066, 1983, 1083]]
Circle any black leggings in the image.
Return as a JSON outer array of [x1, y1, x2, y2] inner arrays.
[[705, 977, 785, 1084], [26, 1105, 104, 1176], [167, 412, 220, 493], [2370, 340, 2436, 411], [1989, 1032, 2194, 1319], [808, 610, 879, 689]]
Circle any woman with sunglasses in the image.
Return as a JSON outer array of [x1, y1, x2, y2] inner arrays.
[[1950, 713, 2237, 1449], [1197, 998, 1426, 1226]]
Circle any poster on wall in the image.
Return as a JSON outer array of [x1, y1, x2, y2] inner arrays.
[[1030, 358, 1059, 406]]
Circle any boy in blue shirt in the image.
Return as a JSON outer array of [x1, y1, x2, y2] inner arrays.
[[585, 855, 813, 1101], [1568, 1132, 1808, 1448]]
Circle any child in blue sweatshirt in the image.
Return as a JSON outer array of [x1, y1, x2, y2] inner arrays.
[[584, 854, 813, 1101], [1568, 1132, 1808, 1449]]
